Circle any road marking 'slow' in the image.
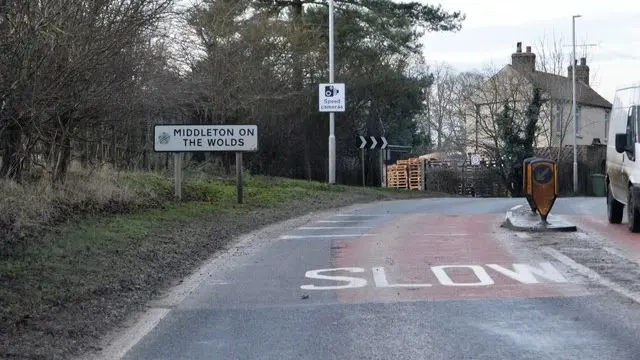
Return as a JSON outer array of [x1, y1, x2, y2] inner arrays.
[[543, 247, 640, 304], [299, 226, 373, 230], [280, 234, 378, 239]]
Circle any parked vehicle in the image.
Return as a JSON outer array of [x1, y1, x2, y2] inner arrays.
[[606, 84, 640, 232]]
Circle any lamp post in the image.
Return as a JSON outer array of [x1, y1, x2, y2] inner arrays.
[[328, 0, 336, 184], [572, 14, 581, 195]]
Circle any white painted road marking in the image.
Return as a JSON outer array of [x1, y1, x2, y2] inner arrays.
[[543, 247, 640, 304], [372, 267, 432, 288], [298, 226, 373, 230], [335, 214, 382, 217], [486, 263, 567, 284], [301, 268, 368, 290], [301, 263, 569, 290], [431, 265, 495, 286], [317, 220, 364, 223], [423, 233, 471, 236], [280, 234, 378, 239]]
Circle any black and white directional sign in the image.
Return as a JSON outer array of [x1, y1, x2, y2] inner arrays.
[[357, 136, 388, 149], [154, 125, 258, 152], [319, 83, 346, 112]]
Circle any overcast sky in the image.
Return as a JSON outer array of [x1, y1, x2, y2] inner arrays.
[[421, 0, 640, 102], [176, 1, 639, 102]]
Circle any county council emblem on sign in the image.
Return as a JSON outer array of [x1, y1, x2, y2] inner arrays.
[[157, 132, 170, 145]]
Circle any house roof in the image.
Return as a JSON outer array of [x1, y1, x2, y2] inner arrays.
[[505, 64, 613, 109]]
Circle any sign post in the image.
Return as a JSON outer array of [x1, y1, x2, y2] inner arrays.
[[361, 148, 366, 186], [379, 149, 385, 187], [356, 135, 388, 187], [236, 152, 243, 204], [174, 153, 182, 200], [154, 124, 259, 204], [319, 82, 346, 185]]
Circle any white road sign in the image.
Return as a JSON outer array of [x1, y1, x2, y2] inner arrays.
[[154, 125, 258, 152], [319, 83, 346, 112], [471, 154, 481, 166]]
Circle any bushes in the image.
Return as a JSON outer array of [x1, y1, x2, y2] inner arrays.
[[0, 170, 139, 255], [0, 168, 245, 256]]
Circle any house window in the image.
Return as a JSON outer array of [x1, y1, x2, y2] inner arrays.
[[604, 109, 611, 140]]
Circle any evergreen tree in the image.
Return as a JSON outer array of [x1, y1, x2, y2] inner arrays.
[[495, 88, 543, 196]]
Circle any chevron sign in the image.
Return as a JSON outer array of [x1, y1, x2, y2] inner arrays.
[[356, 136, 388, 149]]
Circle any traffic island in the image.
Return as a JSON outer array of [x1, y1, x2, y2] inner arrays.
[[502, 204, 577, 232]]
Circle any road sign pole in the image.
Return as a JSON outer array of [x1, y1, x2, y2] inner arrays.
[[379, 149, 386, 187], [236, 151, 243, 204], [328, 0, 336, 184], [174, 152, 182, 200], [361, 148, 366, 186]]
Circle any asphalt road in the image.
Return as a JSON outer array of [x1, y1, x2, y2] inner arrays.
[[119, 197, 640, 360]]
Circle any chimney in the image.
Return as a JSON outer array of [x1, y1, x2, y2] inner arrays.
[[511, 42, 536, 72], [568, 57, 590, 86]]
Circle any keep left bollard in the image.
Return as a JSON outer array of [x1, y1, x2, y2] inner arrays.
[[527, 158, 558, 223]]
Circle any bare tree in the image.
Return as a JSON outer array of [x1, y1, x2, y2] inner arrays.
[[534, 32, 601, 161], [0, 0, 174, 182], [424, 63, 458, 151], [459, 65, 544, 195], [413, 64, 472, 155]]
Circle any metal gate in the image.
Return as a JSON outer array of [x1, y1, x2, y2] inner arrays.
[[423, 159, 509, 197]]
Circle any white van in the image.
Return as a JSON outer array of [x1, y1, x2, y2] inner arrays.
[[606, 84, 640, 232]]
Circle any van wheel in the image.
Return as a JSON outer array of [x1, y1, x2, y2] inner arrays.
[[627, 186, 640, 232], [607, 183, 623, 224]]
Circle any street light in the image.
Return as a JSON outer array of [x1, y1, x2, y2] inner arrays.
[[572, 14, 581, 195], [328, 0, 336, 184]]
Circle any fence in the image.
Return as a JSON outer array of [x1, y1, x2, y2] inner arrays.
[[422, 160, 510, 197], [535, 145, 606, 196], [417, 144, 606, 197]]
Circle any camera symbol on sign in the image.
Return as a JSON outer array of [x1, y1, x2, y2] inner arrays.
[[325, 85, 339, 97]]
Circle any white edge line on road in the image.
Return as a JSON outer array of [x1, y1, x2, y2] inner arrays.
[[298, 226, 373, 230], [603, 246, 640, 266], [511, 205, 523, 211], [423, 233, 471, 236], [335, 214, 382, 217], [95, 308, 170, 360], [543, 247, 640, 304], [316, 220, 362, 223], [280, 234, 377, 239]]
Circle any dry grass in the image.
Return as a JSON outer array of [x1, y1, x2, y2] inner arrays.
[[0, 169, 145, 255]]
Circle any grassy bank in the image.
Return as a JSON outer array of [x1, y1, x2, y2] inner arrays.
[[0, 169, 443, 359]]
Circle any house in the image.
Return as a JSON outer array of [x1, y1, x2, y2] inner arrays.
[[467, 42, 612, 156]]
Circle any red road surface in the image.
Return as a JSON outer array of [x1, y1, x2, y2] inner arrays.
[[333, 213, 587, 303], [568, 215, 640, 261]]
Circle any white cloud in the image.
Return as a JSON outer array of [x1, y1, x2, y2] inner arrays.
[[419, 1, 640, 102]]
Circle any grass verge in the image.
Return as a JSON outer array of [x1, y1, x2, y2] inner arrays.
[[0, 169, 445, 360]]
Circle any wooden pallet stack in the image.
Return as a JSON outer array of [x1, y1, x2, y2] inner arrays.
[[387, 161, 408, 189], [407, 158, 423, 190]]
